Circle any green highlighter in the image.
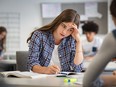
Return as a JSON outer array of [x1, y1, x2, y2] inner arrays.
[[64, 78, 77, 83]]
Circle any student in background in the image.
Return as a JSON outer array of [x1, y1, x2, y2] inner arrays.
[[27, 9, 83, 74], [83, 0, 116, 87], [0, 26, 7, 60], [82, 22, 102, 61]]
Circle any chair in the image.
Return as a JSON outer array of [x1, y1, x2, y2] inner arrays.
[[16, 51, 29, 71]]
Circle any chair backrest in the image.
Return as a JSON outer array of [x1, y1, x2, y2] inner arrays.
[[16, 51, 29, 71]]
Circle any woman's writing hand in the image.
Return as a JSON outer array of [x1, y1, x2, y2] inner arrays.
[[44, 65, 60, 74]]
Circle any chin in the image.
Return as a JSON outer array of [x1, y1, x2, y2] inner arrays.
[[88, 39, 93, 42]]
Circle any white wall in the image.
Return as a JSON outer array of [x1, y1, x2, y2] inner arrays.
[[0, 0, 42, 50], [0, 0, 109, 51]]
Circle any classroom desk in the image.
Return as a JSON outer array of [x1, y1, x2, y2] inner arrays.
[[3, 72, 116, 87], [83, 61, 116, 72], [1, 60, 116, 87], [3, 75, 82, 87], [2, 71, 116, 87]]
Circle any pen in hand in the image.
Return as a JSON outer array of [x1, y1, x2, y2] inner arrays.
[[53, 65, 60, 74], [47, 65, 60, 74], [50, 60, 60, 74]]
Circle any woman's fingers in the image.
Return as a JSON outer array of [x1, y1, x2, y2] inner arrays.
[[48, 65, 60, 74]]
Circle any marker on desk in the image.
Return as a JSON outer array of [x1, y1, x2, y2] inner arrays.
[[64, 78, 77, 83]]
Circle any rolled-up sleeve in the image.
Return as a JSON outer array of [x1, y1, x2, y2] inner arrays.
[[28, 31, 43, 70], [70, 50, 83, 72], [70, 41, 83, 72], [70, 62, 83, 72]]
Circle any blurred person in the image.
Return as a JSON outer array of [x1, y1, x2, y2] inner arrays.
[[82, 21, 102, 61], [83, 0, 116, 87], [0, 26, 7, 60]]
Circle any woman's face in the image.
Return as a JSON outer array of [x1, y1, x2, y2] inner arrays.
[[54, 22, 74, 39], [0, 32, 7, 40]]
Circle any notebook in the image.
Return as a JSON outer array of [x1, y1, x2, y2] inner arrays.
[[0, 71, 47, 79]]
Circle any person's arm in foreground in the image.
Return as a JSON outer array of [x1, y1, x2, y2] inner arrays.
[[83, 32, 116, 87]]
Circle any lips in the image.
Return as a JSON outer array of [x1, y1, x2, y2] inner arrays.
[[60, 33, 65, 38]]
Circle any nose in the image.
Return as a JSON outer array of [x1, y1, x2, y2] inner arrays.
[[62, 29, 67, 35]]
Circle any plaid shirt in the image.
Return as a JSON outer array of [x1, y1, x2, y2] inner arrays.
[[28, 30, 83, 72]]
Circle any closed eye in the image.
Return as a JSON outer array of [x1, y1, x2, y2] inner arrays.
[[68, 28, 74, 32], [69, 28, 74, 31], [61, 23, 67, 29]]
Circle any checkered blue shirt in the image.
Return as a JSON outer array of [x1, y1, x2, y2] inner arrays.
[[28, 30, 83, 72]]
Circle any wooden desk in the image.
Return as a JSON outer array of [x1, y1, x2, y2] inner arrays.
[[3, 75, 82, 87]]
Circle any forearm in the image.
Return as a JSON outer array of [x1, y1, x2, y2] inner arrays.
[[32, 65, 60, 74], [32, 65, 47, 74], [74, 42, 83, 65]]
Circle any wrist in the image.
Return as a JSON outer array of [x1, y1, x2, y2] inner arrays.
[[33, 65, 47, 74], [76, 41, 82, 46], [41, 66, 48, 74], [76, 42, 83, 52]]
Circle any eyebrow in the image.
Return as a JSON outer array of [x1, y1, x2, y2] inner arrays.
[[61, 23, 67, 27], [62, 23, 74, 29]]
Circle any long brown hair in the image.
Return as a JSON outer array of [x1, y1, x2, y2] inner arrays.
[[0, 26, 7, 50], [27, 9, 80, 43]]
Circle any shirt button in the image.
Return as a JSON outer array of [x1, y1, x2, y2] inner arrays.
[[59, 55, 61, 57]]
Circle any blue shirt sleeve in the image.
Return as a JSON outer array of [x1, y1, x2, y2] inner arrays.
[[70, 40, 83, 72], [28, 31, 43, 70]]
